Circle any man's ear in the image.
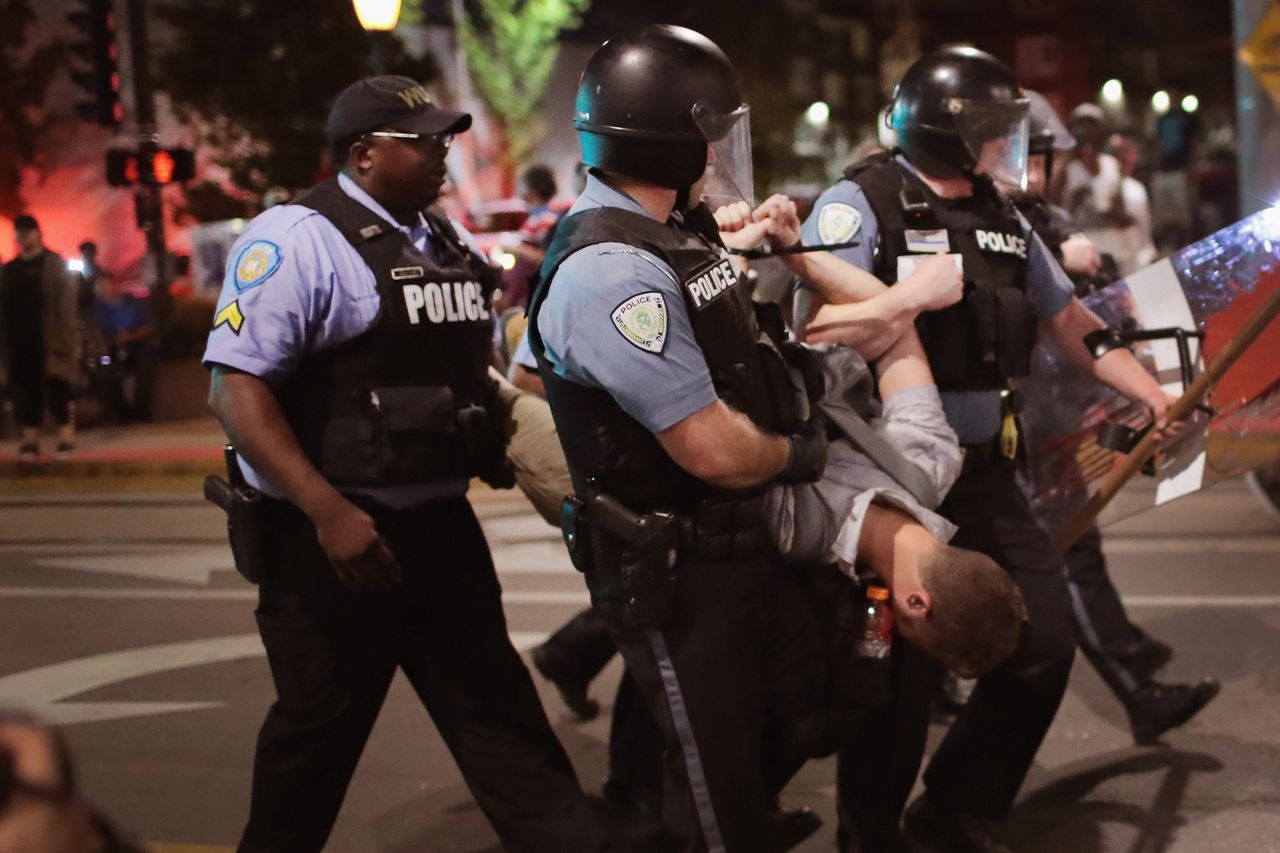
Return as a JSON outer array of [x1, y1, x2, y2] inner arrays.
[[350, 139, 374, 173], [905, 590, 931, 617]]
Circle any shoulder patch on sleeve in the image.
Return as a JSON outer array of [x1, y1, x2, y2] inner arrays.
[[817, 202, 862, 245], [611, 292, 668, 354], [233, 240, 283, 292], [212, 299, 245, 334]]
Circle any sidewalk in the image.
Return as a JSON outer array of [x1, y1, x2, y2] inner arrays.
[[0, 419, 524, 506], [0, 418, 226, 494]]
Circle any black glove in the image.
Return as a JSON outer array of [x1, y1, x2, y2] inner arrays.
[[777, 416, 828, 484], [481, 456, 517, 490]]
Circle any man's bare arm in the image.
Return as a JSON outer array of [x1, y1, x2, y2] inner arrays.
[[207, 365, 400, 589], [1040, 298, 1178, 432], [656, 399, 791, 489]]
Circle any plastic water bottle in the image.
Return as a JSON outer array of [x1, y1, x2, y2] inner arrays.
[[855, 585, 894, 659]]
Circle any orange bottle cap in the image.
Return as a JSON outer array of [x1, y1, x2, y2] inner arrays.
[[866, 585, 890, 601]]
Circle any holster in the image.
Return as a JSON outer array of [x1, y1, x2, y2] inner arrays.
[[202, 447, 270, 585]]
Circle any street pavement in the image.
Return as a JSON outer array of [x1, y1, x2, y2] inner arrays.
[[0, 423, 1278, 851]]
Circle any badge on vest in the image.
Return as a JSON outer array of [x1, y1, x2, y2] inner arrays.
[[611, 292, 668, 354], [684, 258, 739, 311], [974, 229, 1027, 258], [818, 202, 862, 245], [401, 280, 491, 325], [904, 229, 951, 253], [391, 266, 424, 280]]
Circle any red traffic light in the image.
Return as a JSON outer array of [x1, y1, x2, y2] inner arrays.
[[105, 148, 196, 186]]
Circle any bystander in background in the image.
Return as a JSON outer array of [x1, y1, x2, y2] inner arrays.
[[0, 215, 79, 460]]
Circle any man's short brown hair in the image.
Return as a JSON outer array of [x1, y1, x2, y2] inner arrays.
[[913, 544, 1028, 677]]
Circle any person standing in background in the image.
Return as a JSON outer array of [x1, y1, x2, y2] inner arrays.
[[0, 215, 79, 460]]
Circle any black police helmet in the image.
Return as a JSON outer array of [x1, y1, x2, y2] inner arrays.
[[889, 46, 1023, 178], [574, 25, 744, 190]]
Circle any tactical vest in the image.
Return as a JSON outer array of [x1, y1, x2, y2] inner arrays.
[[528, 203, 799, 512], [846, 151, 1036, 391], [278, 180, 505, 486]]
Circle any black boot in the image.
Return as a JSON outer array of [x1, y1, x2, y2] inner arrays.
[[1126, 678, 1221, 745], [530, 644, 600, 720]]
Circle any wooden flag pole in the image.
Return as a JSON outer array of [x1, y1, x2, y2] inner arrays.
[[1058, 281, 1280, 551]]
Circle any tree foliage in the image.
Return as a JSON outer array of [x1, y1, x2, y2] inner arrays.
[[419, 0, 590, 184], [0, 0, 67, 218], [155, 0, 440, 220]]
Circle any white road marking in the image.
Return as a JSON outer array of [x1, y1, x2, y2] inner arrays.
[[0, 630, 550, 726], [1102, 537, 1280, 554], [33, 548, 232, 585]]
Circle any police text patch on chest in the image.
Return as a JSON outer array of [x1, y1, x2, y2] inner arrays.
[[974, 229, 1027, 258], [817, 202, 862, 245], [904, 228, 951, 253], [233, 240, 283, 292], [611, 292, 668, 354], [684, 257, 739, 311]]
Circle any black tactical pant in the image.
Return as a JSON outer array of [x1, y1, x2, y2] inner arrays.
[[836, 457, 1077, 843], [1064, 523, 1169, 699], [599, 552, 826, 853], [238, 495, 606, 853]]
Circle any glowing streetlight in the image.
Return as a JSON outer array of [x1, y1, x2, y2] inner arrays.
[[353, 0, 401, 31], [1152, 90, 1171, 113], [353, 0, 401, 73], [1181, 94, 1200, 113], [1101, 78, 1124, 104], [805, 101, 831, 128]]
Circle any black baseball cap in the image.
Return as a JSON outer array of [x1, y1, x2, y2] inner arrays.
[[13, 214, 38, 232], [325, 75, 472, 144]]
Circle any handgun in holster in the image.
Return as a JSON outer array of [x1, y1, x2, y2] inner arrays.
[[203, 445, 270, 584], [559, 486, 683, 630]]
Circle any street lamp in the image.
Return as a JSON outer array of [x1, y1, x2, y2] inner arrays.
[[1101, 78, 1124, 105], [353, 0, 401, 74], [805, 101, 831, 129]]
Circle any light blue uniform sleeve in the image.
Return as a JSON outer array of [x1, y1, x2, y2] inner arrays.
[[202, 205, 379, 385], [1019, 210, 1074, 319], [512, 328, 536, 370], [537, 242, 717, 434], [801, 180, 879, 272]]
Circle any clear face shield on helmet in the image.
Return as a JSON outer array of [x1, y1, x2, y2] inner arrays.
[[946, 97, 1031, 191], [692, 101, 754, 210]]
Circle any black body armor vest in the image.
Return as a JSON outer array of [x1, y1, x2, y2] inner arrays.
[[278, 180, 505, 486], [528, 203, 799, 511], [846, 151, 1036, 391]]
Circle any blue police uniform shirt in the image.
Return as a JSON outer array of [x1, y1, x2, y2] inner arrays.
[[511, 327, 537, 371], [203, 172, 486, 505], [536, 173, 718, 434], [800, 157, 1074, 444]]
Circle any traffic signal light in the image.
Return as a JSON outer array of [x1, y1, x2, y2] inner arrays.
[[67, 0, 121, 126], [106, 148, 197, 186]]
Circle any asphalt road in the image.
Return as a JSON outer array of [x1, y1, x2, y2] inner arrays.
[[0, 478, 1277, 853]]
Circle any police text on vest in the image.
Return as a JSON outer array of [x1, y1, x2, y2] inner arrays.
[[685, 259, 739, 310], [974, 230, 1027, 258], [402, 281, 491, 325]]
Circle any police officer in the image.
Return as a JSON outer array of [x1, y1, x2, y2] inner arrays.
[[1010, 93, 1220, 748], [528, 25, 830, 852], [203, 76, 606, 853], [799, 48, 1182, 852]]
